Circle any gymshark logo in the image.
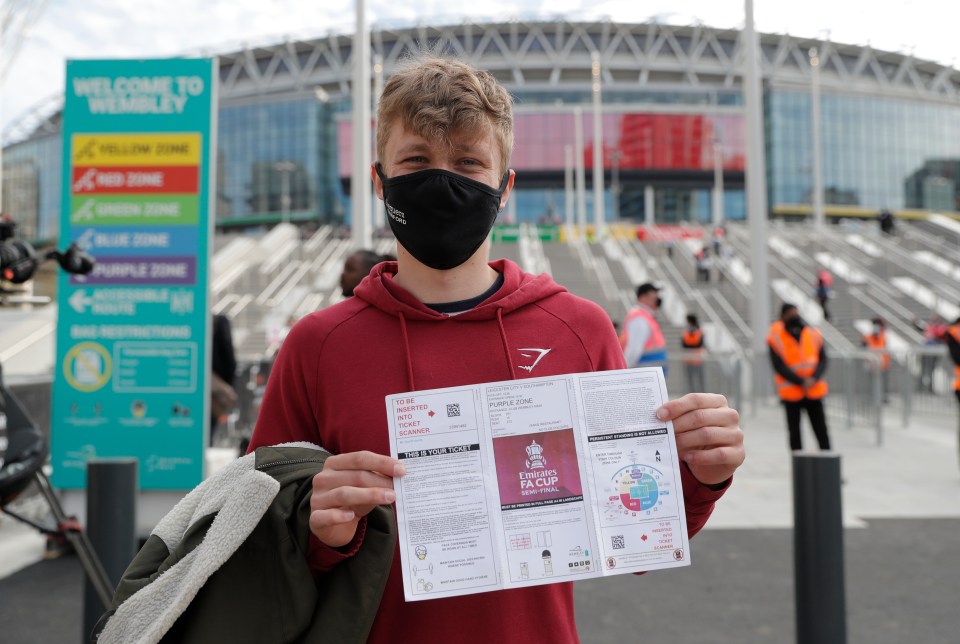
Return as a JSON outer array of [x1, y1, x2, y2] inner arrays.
[[517, 348, 551, 373]]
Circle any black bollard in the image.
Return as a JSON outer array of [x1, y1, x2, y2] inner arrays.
[[793, 453, 847, 644], [82, 459, 138, 642]]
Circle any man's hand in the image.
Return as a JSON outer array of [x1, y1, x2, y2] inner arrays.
[[310, 451, 405, 547], [657, 393, 745, 486]]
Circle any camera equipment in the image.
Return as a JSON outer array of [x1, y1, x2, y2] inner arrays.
[[0, 220, 113, 608], [0, 216, 94, 285]]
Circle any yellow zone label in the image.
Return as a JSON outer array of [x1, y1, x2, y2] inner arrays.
[[71, 133, 201, 166], [63, 342, 113, 392]]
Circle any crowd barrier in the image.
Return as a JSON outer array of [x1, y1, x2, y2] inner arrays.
[[5, 344, 956, 462]]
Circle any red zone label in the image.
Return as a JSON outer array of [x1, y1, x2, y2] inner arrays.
[[71, 165, 199, 194]]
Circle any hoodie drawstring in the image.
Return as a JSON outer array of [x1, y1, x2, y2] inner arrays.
[[496, 308, 518, 380], [398, 312, 416, 390], [399, 309, 517, 389]]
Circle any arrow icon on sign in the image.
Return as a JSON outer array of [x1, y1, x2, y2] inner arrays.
[[69, 289, 93, 313], [75, 228, 96, 250]]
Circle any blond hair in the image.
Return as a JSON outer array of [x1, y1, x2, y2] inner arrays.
[[376, 54, 514, 175]]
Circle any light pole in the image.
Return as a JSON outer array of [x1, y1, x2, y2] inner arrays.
[[712, 133, 725, 227], [313, 86, 330, 226], [809, 46, 825, 233], [564, 144, 574, 228], [351, 0, 372, 250], [273, 161, 295, 224], [743, 0, 772, 394], [574, 107, 587, 237], [372, 53, 385, 232], [591, 51, 605, 239], [610, 150, 622, 221]]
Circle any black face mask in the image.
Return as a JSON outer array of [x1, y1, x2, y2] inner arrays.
[[785, 316, 803, 331], [656, 297, 663, 308], [376, 164, 509, 270]]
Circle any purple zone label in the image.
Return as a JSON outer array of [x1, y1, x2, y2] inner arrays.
[[72, 256, 197, 285]]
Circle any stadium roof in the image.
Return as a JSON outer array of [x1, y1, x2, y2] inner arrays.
[[6, 18, 960, 144]]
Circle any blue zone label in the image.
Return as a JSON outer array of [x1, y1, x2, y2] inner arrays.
[[71, 225, 198, 257]]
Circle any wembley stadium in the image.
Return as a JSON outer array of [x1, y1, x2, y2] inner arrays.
[[4, 18, 960, 242]]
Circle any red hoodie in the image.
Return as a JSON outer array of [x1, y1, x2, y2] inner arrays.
[[248, 258, 728, 643]]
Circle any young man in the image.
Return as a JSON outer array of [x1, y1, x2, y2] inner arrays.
[[767, 303, 831, 451], [248, 55, 745, 643]]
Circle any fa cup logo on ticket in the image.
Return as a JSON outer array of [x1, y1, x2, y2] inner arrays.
[[525, 440, 547, 470]]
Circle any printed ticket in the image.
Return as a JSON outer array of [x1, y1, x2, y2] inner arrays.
[[386, 367, 690, 602]]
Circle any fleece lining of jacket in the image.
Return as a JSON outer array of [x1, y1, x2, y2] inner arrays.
[[98, 441, 321, 644]]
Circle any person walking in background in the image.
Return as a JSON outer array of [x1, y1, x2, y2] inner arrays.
[[681, 314, 705, 393], [768, 303, 832, 451], [879, 208, 896, 235], [862, 317, 891, 403], [815, 276, 831, 322], [914, 313, 947, 392], [817, 266, 833, 292], [210, 313, 238, 444], [621, 282, 668, 374], [945, 316, 960, 463], [339, 249, 385, 297], [711, 226, 724, 256], [695, 245, 711, 282]]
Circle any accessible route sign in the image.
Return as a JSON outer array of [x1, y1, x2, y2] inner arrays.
[[51, 59, 217, 489]]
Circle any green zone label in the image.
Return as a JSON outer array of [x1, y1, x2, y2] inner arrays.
[[70, 194, 198, 225]]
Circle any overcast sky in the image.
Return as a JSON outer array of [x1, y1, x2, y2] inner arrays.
[[1, 0, 956, 135]]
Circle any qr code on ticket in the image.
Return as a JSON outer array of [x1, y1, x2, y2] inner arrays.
[[611, 535, 625, 550], [446, 403, 461, 417]]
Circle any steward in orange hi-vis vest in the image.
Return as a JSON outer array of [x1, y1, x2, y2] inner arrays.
[[682, 327, 704, 366], [767, 320, 829, 401], [863, 329, 890, 371], [948, 322, 960, 392]]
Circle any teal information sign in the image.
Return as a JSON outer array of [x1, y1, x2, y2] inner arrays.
[[51, 58, 217, 489]]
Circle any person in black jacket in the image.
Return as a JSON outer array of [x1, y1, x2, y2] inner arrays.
[[211, 314, 238, 443]]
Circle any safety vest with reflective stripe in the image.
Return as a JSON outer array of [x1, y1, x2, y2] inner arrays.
[[682, 328, 704, 365], [767, 321, 829, 401], [863, 330, 890, 371], [620, 306, 666, 353], [948, 323, 960, 391]]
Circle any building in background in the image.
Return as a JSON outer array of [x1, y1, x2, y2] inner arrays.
[[4, 19, 960, 241]]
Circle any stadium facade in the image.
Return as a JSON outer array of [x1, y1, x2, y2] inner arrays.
[[4, 18, 960, 241]]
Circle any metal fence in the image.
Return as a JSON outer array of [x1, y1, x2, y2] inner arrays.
[[5, 346, 955, 456], [663, 351, 745, 414], [767, 346, 957, 446], [892, 346, 959, 426], [820, 351, 886, 445]]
